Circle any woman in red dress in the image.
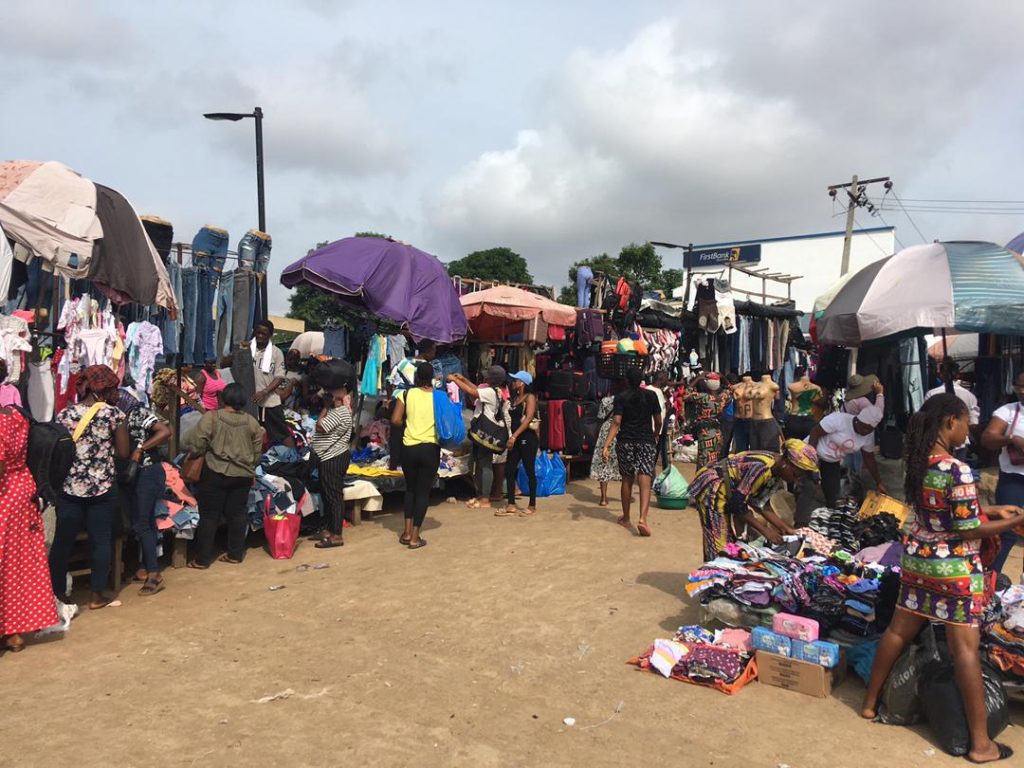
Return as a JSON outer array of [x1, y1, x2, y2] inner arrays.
[[0, 406, 58, 652]]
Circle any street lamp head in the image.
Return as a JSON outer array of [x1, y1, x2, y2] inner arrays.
[[203, 112, 250, 121]]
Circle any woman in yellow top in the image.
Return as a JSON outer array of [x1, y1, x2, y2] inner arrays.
[[391, 363, 439, 549]]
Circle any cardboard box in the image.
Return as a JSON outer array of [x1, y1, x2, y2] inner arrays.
[[858, 490, 911, 526], [756, 650, 847, 697]]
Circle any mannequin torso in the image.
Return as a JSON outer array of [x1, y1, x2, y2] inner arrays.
[[750, 375, 779, 420], [734, 376, 755, 420]]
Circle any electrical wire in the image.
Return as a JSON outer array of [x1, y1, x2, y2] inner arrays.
[[891, 190, 929, 243], [853, 216, 892, 256]]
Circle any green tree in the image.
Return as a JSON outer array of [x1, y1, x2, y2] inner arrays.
[[617, 242, 662, 285], [447, 247, 534, 284], [658, 268, 685, 296]]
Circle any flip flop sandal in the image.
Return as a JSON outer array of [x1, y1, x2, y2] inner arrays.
[[966, 743, 1014, 764], [407, 539, 428, 549], [399, 535, 412, 546], [494, 507, 518, 517], [139, 578, 166, 596], [217, 554, 242, 564], [3, 638, 25, 653], [519, 507, 538, 517], [465, 499, 482, 509], [637, 522, 652, 537], [314, 538, 345, 549], [187, 560, 210, 570], [88, 597, 117, 610]]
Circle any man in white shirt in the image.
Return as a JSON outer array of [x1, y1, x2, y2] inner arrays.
[[924, 362, 980, 426], [808, 405, 887, 506]]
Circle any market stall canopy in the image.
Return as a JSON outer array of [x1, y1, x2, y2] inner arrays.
[[290, 331, 324, 357], [280, 236, 468, 343], [814, 241, 1024, 347], [926, 333, 979, 361], [0, 160, 177, 312], [1008, 231, 1024, 255], [460, 285, 577, 340]]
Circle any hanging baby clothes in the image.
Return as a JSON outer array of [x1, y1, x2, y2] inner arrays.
[[0, 314, 32, 383], [126, 321, 163, 393]]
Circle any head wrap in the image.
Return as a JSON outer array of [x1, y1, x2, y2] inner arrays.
[[117, 387, 141, 415], [782, 438, 820, 477], [76, 365, 120, 403], [857, 405, 884, 428]]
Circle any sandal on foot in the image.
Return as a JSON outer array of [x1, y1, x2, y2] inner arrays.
[[519, 507, 538, 517], [89, 597, 115, 610], [399, 535, 412, 545], [407, 538, 427, 549], [494, 506, 518, 517], [139, 577, 165, 596], [306, 530, 328, 542], [966, 743, 1014, 764], [637, 522, 652, 537], [217, 554, 242, 564], [314, 537, 344, 549], [187, 560, 210, 570], [3, 636, 25, 653], [465, 499, 482, 509]]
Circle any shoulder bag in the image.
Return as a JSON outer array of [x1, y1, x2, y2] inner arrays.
[[181, 412, 219, 484], [1006, 405, 1024, 466], [469, 393, 509, 453]]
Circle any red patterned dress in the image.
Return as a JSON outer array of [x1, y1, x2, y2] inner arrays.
[[0, 408, 58, 636]]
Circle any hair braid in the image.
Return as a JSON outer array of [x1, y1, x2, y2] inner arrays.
[[903, 393, 968, 500]]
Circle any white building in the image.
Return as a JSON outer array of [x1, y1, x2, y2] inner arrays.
[[661, 226, 896, 313]]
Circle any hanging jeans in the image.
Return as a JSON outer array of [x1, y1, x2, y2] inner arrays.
[[237, 229, 272, 273], [162, 260, 182, 355], [191, 226, 229, 275], [193, 268, 218, 363], [49, 489, 118, 596], [215, 270, 235, 359], [133, 463, 166, 573], [323, 325, 347, 358], [231, 271, 252, 349], [181, 267, 199, 365], [994, 472, 1024, 574]]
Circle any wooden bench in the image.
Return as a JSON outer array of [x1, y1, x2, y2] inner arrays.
[[68, 531, 125, 592]]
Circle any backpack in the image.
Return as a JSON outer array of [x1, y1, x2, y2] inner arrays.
[[12, 406, 74, 503]]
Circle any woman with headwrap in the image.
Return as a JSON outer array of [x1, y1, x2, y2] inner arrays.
[[689, 439, 821, 561], [49, 365, 130, 610]]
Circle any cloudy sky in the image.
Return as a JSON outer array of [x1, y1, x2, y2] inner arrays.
[[3, 1, 1024, 315]]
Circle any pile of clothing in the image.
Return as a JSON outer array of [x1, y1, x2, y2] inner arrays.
[[985, 585, 1024, 678], [686, 541, 898, 646], [630, 624, 755, 691], [155, 463, 200, 538]]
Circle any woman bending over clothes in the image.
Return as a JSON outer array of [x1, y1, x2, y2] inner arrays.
[[863, 394, 1024, 764]]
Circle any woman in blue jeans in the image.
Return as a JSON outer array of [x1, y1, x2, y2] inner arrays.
[[50, 366, 130, 610], [120, 390, 172, 596], [981, 372, 1024, 575]]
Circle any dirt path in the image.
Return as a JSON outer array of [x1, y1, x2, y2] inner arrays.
[[2, 478, 1021, 768]]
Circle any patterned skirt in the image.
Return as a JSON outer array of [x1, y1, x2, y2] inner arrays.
[[695, 425, 722, 469], [616, 440, 657, 479], [897, 526, 984, 626], [692, 474, 731, 562]]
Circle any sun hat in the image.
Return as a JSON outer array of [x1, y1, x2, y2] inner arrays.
[[845, 373, 879, 401]]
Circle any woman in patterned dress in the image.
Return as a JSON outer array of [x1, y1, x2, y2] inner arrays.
[[0, 406, 58, 652], [685, 373, 731, 468], [862, 394, 1023, 764], [689, 439, 820, 561], [590, 384, 623, 506]]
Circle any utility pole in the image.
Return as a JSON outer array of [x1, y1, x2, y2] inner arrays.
[[827, 175, 891, 276]]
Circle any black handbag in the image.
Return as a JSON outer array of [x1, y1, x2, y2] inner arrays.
[[469, 395, 509, 453]]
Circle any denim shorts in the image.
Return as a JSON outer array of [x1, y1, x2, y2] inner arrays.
[[192, 225, 229, 274]]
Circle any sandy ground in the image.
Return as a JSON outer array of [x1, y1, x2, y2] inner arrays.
[[2, 473, 1023, 768]]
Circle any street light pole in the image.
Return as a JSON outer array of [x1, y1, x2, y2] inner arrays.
[[204, 106, 268, 322]]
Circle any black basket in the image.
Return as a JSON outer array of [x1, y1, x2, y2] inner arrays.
[[598, 352, 645, 379]]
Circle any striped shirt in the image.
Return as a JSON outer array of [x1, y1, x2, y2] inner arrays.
[[311, 406, 353, 461]]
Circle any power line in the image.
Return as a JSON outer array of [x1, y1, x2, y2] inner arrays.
[[891, 189, 929, 243], [895, 197, 1024, 204], [854, 215, 892, 256], [878, 205, 1024, 215]]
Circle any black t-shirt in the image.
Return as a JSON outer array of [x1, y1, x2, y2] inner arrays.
[[613, 388, 661, 443]]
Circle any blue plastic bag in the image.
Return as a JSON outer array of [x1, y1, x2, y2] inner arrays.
[[519, 451, 566, 497], [433, 389, 466, 448]]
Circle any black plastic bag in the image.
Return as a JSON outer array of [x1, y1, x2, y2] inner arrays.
[[877, 626, 940, 725], [919, 661, 1009, 756], [312, 359, 355, 391]]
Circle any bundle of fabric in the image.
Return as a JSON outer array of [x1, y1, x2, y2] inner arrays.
[[628, 624, 757, 694], [806, 500, 860, 552], [853, 512, 902, 549], [686, 541, 896, 642], [985, 586, 1024, 678]]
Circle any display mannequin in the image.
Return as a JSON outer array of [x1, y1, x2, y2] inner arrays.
[[748, 374, 782, 451], [786, 373, 824, 438], [731, 375, 755, 452]]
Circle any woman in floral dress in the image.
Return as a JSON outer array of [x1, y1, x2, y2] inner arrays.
[[862, 394, 1024, 764], [0, 406, 58, 652], [590, 389, 622, 506], [685, 373, 731, 468]]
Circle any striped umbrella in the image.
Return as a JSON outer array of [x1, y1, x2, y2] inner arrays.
[[814, 241, 1024, 346]]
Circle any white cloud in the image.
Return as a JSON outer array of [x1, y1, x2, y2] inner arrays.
[[427, 6, 1024, 287]]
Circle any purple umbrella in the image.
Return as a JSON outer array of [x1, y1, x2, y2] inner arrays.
[[1007, 231, 1024, 255], [280, 236, 468, 343]]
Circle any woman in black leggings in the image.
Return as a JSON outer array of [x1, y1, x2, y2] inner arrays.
[[391, 363, 439, 549], [504, 371, 540, 516]]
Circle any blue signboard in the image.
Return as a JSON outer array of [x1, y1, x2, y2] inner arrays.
[[685, 243, 762, 270]]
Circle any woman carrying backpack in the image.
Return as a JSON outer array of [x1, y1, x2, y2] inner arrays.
[[49, 365, 130, 610], [0, 405, 58, 652], [391, 363, 439, 549]]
